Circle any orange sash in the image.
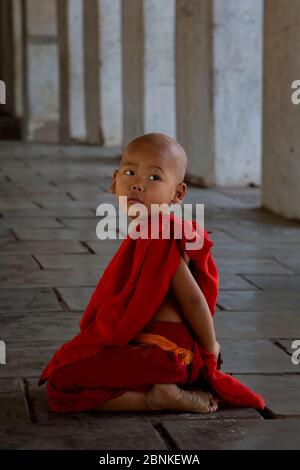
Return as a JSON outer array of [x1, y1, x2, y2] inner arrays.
[[132, 332, 194, 366]]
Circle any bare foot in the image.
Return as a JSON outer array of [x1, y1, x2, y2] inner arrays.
[[146, 383, 218, 414]]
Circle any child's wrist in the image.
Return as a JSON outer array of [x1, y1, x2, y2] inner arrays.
[[213, 340, 220, 360], [202, 340, 220, 359]]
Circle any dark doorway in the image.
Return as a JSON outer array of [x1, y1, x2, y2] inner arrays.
[[0, 0, 22, 139]]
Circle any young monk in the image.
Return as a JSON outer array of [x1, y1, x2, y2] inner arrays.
[[39, 132, 265, 414], [95, 132, 220, 413]]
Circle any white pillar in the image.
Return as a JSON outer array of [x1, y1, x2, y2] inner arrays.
[[122, 0, 176, 146], [176, 0, 214, 186], [176, 0, 263, 187], [98, 0, 122, 146], [67, 0, 86, 142], [213, 0, 263, 186], [12, 0, 23, 119], [144, 0, 176, 138], [262, 0, 300, 220], [122, 0, 144, 144], [25, 0, 59, 142]]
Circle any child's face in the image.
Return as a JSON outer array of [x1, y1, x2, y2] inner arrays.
[[111, 147, 187, 219]]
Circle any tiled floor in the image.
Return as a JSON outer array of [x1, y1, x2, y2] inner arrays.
[[0, 142, 300, 449]]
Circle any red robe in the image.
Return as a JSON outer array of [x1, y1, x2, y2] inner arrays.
[[38, 213, 265, 411]]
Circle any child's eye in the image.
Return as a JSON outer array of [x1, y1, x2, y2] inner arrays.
[[124, 170, 134, 176], [149, 175, 161, 181]]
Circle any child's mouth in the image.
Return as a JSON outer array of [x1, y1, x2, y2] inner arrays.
[[127, 197, 143, 204]]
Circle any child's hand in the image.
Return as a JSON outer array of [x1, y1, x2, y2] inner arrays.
[[199, 340, 220, 361]]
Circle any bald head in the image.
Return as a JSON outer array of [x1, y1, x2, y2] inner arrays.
[[122, 133, 188, 183]]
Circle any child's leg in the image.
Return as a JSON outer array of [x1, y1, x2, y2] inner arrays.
[[94, 384, 218, 413], [47, 321, 219, 414], [47, 342, 189, 413], [94, 390, 148, 411]]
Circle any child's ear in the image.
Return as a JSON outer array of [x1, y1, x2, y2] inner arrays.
[[173, 182, 187, 203], [109, 170, 118, 193]]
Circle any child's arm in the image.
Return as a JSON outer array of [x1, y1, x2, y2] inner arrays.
[[170, 255, 219, 358]]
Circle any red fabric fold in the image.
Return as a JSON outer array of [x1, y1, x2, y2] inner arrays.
[[38, 212, 265, 411]]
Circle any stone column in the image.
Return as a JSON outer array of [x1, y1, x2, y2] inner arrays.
[[57, 0, 69, 142], [144, 0, 176, 138], [25, 0, 59, 142], [122, 0, 176, 146], [59, 0, 103, 144], [67, 0, 86, 142], [213, 0, 263, 187], [12, 0, 23, 120], [176, 0, 214, 186], [262, 0, 300, 220], [83, 0, 102, 144], [121, 0, 144, 145], [98, 0, 122, 147]]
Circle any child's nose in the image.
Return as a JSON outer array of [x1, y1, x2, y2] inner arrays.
[[131, 182, 143, 191]]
